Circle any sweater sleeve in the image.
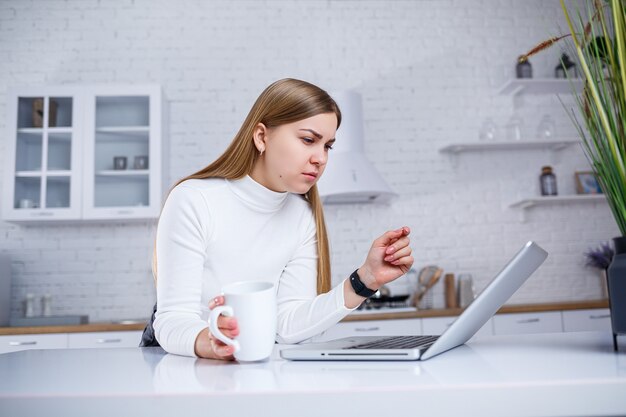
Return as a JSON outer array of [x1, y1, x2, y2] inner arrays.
[[275, 211, 357, 344], [153, 184, 211, 357]]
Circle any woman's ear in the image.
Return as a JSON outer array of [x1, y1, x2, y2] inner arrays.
[[252, 123, 268, 154]]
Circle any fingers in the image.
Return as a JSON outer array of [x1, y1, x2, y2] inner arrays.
[[384, 245, 411, 263], [384, 236, 410, 255], [208, 295, 225, 310], [209, 332, 236, 359], [207, 295, 238, 360], [209, 297, 240, 338], [218, 316, 239, 338], [377, 226, 411, 246], [393, 254, 414, 269]]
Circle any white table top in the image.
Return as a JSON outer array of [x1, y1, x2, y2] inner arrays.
[[1, 331, 625, 417]]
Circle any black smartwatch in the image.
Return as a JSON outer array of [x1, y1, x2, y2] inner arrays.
[[349, 269, 377, 298]]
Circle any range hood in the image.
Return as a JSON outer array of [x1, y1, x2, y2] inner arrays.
[[316, 91, 397, 204]]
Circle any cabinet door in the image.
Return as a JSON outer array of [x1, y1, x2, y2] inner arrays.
[[493, 311, 563, 335], [313, 319, 423, 342], [562, 309, 612, 332], [422, 316, 494, 340], [0, 333, 68, 354], [67, 331, 143, 349], [3, 88, 83, 221], [82, 85, 162, 220]]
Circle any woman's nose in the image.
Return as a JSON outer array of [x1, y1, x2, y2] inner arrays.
[[311, 148, 327, 165]]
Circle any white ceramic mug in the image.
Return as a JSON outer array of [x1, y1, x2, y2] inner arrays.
[[209, 281, 277, 362]]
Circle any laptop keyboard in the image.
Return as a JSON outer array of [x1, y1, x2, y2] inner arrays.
[[346, 335, 439, 350]]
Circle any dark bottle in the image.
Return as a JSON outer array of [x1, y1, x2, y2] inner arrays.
[[516, 56, 533, 79], [540, 166, 558, 196], [555, 53, 577, 78]]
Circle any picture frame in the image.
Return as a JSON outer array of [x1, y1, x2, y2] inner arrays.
[[575, 171, 603, 194]]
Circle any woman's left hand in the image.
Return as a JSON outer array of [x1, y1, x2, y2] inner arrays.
[[357, 226, 414, 291]]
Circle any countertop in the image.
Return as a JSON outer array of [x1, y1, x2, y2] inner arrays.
[[0, 299, 609, 335], [0, 331, 624, 417]]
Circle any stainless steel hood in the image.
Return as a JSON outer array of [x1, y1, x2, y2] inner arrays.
[[316, 91, 396, 204]]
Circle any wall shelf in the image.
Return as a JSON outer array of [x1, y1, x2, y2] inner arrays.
[[510, 194, 606, 221], [510, 194, 606, 209], [439, 139, 580, 154], [498, 78, 584, 95]]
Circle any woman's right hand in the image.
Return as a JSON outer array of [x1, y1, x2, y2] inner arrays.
[[194, 295, 239, 360], [358, 226, 414, 290]]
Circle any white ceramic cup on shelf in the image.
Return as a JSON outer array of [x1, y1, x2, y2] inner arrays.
[[209, 281, 277, 362]]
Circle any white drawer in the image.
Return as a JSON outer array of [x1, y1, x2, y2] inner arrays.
[[562, 309, 612, 332], [0, 333, 68, 354], [422, 316, 493, 340], [493, 312, 563, 335], [68, 331, 143, 349], [315, 319, 422, 342]]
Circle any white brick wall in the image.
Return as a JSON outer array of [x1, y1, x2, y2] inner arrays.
[[0, 0, 618, 321]]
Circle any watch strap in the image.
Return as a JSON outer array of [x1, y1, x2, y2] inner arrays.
[[349, 269, 377, 298]]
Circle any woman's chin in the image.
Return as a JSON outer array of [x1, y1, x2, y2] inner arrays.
[[288, 182, 315, 195]]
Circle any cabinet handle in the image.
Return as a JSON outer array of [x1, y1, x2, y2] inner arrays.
[[30, 211, 54, 217], [589, 314, 610, 320], [9, 341, 37, 346], [96, 338, 122, 344], [516, 318, 540, 324], [354, 327, 380, 332]]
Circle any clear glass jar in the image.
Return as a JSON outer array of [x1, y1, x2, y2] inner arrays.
[[536, 115, 556, 140], [479, 118, 498, 141], [506, 115, 524, 141]]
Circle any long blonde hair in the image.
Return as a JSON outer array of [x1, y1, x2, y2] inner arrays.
[[153, 78, 341, 294]]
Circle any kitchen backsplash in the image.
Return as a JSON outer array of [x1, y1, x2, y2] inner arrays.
[[0, 0, 618, 322]]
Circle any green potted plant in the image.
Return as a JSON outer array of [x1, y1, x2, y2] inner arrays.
[[520, 0, 625, 350]]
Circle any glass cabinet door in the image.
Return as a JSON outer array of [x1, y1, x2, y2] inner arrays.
[[92, 96, 150, 209], [3, 85, 162, 223], [8, 94, 79, 220]]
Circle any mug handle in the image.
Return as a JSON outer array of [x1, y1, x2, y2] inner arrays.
[[208, 306, 241, 353]]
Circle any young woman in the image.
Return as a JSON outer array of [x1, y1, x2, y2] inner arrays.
[[143, 78, 413, 360]]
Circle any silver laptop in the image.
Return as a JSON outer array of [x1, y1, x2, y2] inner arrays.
[[281, 241, 548, 361]]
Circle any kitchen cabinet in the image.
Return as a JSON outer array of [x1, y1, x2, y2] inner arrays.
[[313, 318, 423, 342], [492, 311, 563, 335], [422, 316, 493, 340], [2, 85, 166, 222], [562, 308, 612, 332], [320, 306, 609, 343], [0, 330, 142, 354], [0, 333, 68, 354], [67, 331, 143, 349]]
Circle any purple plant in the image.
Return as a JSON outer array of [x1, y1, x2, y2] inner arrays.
[[584, 242, 614, 270]]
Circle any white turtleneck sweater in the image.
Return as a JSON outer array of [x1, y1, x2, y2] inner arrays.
[[153, 176, 356, 357]]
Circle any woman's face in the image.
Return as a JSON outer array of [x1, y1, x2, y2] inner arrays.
[[251, 112, 337, 194]]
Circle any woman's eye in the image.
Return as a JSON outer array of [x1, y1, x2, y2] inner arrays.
[[325, 143, 333, 151], [302, 137, 314, 144]]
